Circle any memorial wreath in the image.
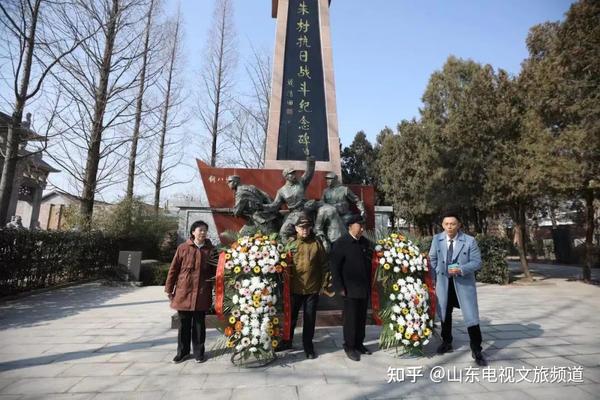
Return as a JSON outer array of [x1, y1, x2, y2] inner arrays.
[[373, 233, 435, 356], [214, 233, 291, 367]]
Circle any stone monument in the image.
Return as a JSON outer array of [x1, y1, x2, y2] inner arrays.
[[169, 1, 376, 326], [265, 0, 341, 176], [177, 0, 375, 244]]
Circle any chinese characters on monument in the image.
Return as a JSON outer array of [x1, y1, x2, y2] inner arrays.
[[278, 0, 329, 161]]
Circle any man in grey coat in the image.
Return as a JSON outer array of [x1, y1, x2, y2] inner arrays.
[[429, 211, 487, 366]]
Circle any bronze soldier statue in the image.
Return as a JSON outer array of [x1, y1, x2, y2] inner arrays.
[[262, 157, 315, 241], [322, 172, 365, 225], [227, 175, 280, 235]]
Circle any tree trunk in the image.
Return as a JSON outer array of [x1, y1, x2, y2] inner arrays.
[[80, 115, 105, 227], [472, 208, 483, 234], [126, 0, 155, 202], [549, 207, 558, 229], [80, 0, 120, 228], [154, 128, 165, 214], [154, 12, 180, 214], [513, 203, 532, 280], [0, 0, 41, 225], [583, 188, 594, 282], [481, 212, 488, 235], [0, 113, 22, 225], [530, 217, 539, 262], [549, 206, 560, 261], [209, 4, 228, 167]]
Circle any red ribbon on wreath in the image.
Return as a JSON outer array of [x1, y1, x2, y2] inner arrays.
[[370, 252, 437, 326], [214, 251, 227, 321], [425, 256, 436, 320], [281, 251, 293, 341], [371, 252, 383, 326], [214, 248, 294, 341]]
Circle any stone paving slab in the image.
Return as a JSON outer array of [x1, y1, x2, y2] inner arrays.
[[68, 377, 145, 394], [20, 395, 93, 400], [60, 363, 131, 378], [92, 393, 163, 400], [0, 278, 598, 399], [520, 385, 597, 400], [161, 389, 231, 400], [0, 364, 71, 379], [1, 377, 83, 396], [402, 391, 536, 400]]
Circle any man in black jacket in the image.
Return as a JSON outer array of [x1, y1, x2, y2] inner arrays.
[[330, 214, 373, 361]]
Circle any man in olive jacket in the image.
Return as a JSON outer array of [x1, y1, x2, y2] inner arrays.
[[278, 215, 327, 359], [165, 220, 216, 364], [330, 214, 373, 361]]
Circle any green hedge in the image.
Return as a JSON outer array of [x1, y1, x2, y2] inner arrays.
[[0, 229, 129, 295], [0, 227, 178, 295]]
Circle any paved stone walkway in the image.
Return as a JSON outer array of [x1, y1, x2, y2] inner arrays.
[[0, 277, 598, 399], [508, 261, 600, 281]]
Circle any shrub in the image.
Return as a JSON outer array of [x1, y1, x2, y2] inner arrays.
[[63, 198, 177, 262], [573, 243, 600, 268], [1, 197, 179, 296], [154, 263, 170, 286], [413, 236, 433, 254], [0, 226, 180, 295], [97, 198, 177, 261], [159, 230, 178, 262], [476, 235, 510, 285], [139, 262, 170, 286], [0, 229, 121, 295]]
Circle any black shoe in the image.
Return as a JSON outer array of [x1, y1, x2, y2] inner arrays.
[[195, 353, 207, 363], [172, 354, 189, 364], [357, 344, 372, 355], [304, 343, 316, 359], [436, 342, 453, 354], [345, 348, 361, 362], [275, 341, 292, 352], [472, 351, 488, 366]]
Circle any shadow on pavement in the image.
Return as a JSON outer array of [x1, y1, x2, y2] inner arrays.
[[0, 283, 168, 330]]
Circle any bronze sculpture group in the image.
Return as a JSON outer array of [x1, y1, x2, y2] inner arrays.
[[226, 157, 365, 251]]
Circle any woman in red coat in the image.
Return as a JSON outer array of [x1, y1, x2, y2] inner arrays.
[[165, 220, 216, 363]]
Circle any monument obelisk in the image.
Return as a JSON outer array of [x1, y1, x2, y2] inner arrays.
[[190, 0, 374, 243], [265, 0, 341, 176]]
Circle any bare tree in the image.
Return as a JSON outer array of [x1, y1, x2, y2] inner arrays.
[[226, 46, 271, 167], [0, 0, 93, 225], [144, 10, 188, 213], [197, 0, 237, 167], [125, 0, 161, 202], [46, 0, 149, 228]]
